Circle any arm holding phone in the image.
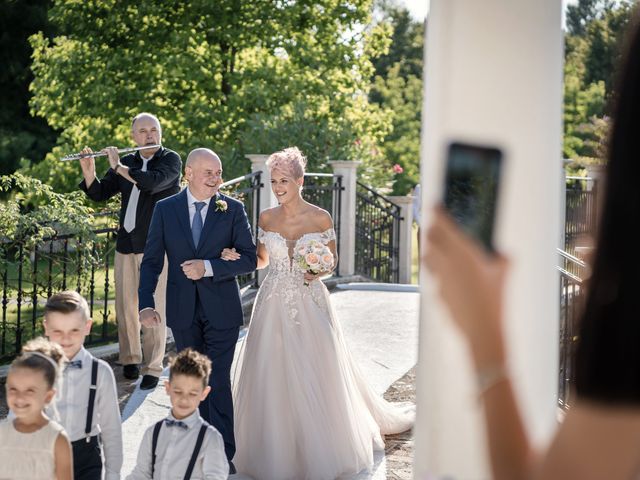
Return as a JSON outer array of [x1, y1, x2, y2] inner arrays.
[[426, 140, 640, 479]]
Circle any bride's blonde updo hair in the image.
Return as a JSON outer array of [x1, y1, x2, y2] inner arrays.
[[266, 147, 307, 179]]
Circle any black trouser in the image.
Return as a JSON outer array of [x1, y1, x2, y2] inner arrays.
[[71, 436, 103, 480], [172, 301, 240, 464]]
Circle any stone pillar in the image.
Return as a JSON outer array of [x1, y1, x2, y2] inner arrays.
[[388, 195, 414, 284], [329, 161, 360, 277], [247, 154, 275, 286], [560, 163, 567, 250], [585, 163, 604, 191], [247, 154, 277, 212]]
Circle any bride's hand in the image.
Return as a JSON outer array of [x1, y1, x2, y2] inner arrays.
[[303, 271, 322, 285], [220, 248, 241, 261], [424, 207, 509, 363]]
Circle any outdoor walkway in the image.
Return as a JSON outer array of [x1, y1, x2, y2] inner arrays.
[[120, 284, 419, 479]]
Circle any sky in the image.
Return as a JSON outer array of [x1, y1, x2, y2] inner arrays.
[[401, 0, 577, 23]]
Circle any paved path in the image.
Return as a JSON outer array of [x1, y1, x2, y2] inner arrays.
[[119, 285, 420, 478]]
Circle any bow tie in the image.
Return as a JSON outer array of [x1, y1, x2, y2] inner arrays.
[[65, 360, 83, 370], [165, 419, 188, 429]]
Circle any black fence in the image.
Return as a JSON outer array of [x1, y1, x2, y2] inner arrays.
[[1, 226, 119, 363], [1, 173, 262, 362], [220, 172, 262, 289], [302, 173, 343, 274], [565, 177, 598, 253], [354, 182, 402, 283], [557, 248, 588, 409]]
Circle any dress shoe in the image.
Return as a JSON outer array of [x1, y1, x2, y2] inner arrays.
[[123, 364, 140, 380], [140, 374, 159, 390]]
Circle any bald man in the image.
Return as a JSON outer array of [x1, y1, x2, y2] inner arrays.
[[79, 113, 182, 390], [138, 148, 257, 472]]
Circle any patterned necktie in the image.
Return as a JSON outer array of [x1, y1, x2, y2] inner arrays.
[[165, 419, 188, 429], [192, 201, 206, 247], [123, 156, 151, 232], [65, 360, 83, 370]]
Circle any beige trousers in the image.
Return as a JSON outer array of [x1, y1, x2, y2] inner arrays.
[[115, 252, 167, 376]]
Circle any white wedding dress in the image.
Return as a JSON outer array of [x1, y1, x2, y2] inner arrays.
[[233, 227, 414, 480]]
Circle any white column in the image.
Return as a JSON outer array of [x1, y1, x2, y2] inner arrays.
[[329, 161, 360, 277], [415, 1, 564, 478], [247, 154, 277, 212], [388, 195, 414, 284], [247, 154, 275, 287]]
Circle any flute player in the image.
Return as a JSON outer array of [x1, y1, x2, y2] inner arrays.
[[78, 112, 182, 391]]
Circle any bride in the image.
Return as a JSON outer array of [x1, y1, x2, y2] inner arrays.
[[228, 147, 413, 480]]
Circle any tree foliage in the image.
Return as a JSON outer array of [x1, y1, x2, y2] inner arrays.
[[26, 0, 392, 191], [0, 172, 103, 269], [563, 0, 635, 163], [369, 1, 423, 194], [0, 0, 57, 177]]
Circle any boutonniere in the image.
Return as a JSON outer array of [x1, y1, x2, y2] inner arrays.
[[215, 198, 228, 212]]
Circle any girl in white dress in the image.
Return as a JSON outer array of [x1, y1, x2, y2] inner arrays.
[[230, 147, 414, 480], [0, 337, 72, 480]]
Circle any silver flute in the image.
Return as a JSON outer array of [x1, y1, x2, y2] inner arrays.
[[60, 144, 162, 161]]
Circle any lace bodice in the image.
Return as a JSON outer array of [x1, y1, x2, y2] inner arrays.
[[255, 227, 336, 322], [258, 227, 336, 276]]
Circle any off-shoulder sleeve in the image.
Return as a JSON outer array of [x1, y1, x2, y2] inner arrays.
[[319, 228, 336, 244], [257, 227, 267, 244]]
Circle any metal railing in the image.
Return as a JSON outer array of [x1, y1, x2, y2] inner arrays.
[[0, 172, 263, 362], [220, 171, 262, 289], [354, 182, 402, 283], [302, 173, 343, 274], [565, 176, 598, 254], [557, 248, 588, 409], [1, 227, 119, 362]]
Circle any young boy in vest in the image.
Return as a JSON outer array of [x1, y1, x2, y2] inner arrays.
[[127, 348, 228, 479], [43, 290, 123, 479]]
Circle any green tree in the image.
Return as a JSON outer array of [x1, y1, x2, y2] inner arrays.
[[26, 0, 391, 192], [369, 1, 423, 194], [563, 0, 634, 163], [0, 0, 57, 177]]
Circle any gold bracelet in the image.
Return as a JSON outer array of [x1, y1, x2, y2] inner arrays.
[[476, 364, 509, 398]]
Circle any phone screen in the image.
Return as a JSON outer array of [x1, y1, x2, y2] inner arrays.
[[443, 142, 503, 252]]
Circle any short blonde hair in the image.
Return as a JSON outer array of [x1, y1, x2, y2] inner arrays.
[[44, 290, 90, 322], [266, 147, 307, 179]]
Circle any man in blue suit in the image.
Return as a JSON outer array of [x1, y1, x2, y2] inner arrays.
[[138, 148, 257, 472]]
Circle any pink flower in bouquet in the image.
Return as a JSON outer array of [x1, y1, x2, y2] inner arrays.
[[392, 164, 404, 174], [305, 252, 320, 268], [322, 253, 333, 266]]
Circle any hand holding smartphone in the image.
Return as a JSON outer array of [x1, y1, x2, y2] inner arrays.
[[442, 142, 503, 252]]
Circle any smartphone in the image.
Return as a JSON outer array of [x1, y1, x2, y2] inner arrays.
[[442, 142, 503, 252]]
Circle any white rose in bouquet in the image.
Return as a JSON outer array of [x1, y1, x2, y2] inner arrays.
[[295, 239, 334, 275]]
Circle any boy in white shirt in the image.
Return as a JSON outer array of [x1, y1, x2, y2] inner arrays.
[[43, 290, 123, 480], [128, 348, 228, 479]]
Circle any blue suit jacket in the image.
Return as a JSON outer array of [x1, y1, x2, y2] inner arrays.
[[139, 189, 257, 330]]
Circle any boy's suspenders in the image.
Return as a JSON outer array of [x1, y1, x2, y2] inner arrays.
[[184, 425, 208, 480], [151, 420, 209, 480], [85, 359, 98, 442], [151, 421, 162, 479]]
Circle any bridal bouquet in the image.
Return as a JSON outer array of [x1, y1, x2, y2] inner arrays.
[[294, 239, 334, 274]]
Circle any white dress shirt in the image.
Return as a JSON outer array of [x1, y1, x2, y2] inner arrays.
[[50, 347, 123, 480], [186, 187, 214, 277], [127, 410, 229, 480]]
